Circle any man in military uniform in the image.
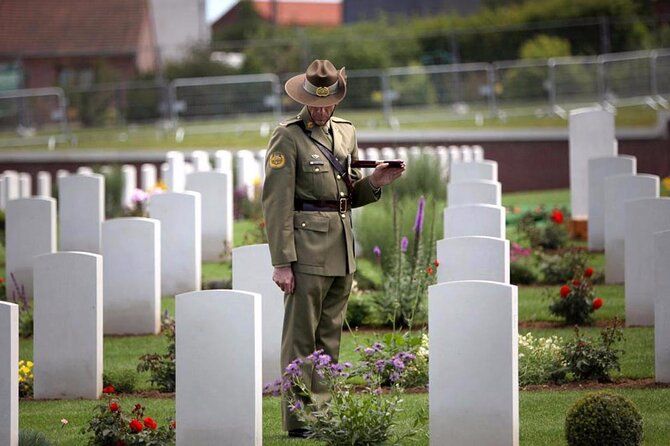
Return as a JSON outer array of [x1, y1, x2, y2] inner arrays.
[[262, 59, 405, 438]]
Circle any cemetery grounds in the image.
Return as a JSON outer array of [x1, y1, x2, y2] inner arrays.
[[7, 188, 670, 445]]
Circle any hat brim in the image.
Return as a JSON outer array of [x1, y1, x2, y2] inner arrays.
[[284, 68, 347, 107]]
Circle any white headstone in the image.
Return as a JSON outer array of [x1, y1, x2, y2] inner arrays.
[[191, 150, 211, 172], [587, 156, 636, 251], [396, 147, 409, 163], [624, 198, 670, 326], [36, 171, 51, 198], [141, 163, 158, 191], [256, 149, 267, 179], [33, 252, 103, 399], [472, 145, 485, 161], [437, 236, 509, 284], [444, 204, 505, 239], [18, 173, 31, 198], [185, 171, 233, 262], [655, 230, 670, 383], [56, 169, 68, 180], [448, 180, 501, 206], [448, 146, 461, 166], [5, 198, 56, 299], [77, 166, 93, 175], [460, 145, 474, 162], [429, 281, 518, 446], [604, 174, 659, 283], [58, 173, 105, 253], [102, 218, 161, 335], [366, 147, 381, 161], [236, 150, 262, 200], [215, 150, 233, 173], [184, 162, 194, 175], [569, 108, 616, 219], [166, 151, 186, 192], [1, 171, 19, 209], [435, 146, 449, 177], [0, 301, 18, 446], [409, 146, 422, 159], [232, 244, 284, 385], [449, 160, 498, 183], [381, 147, 396, 160], [176, 290, 262, 445], [148, 192, 202, 296], [121, 164, 137, 209]]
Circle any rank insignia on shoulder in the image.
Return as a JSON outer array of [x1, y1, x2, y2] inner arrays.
[[306, 121, 314, 129], [269, 152, 286, 169]]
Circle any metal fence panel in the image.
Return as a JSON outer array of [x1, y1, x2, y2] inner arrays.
[[551, 56, 601, 107], [493, 59, 551, 113], [602, 51, 654, 105]]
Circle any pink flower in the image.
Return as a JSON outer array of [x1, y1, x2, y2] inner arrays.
[[131, 188, 149, 203]]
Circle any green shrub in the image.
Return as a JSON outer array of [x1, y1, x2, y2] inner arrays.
[[103, 370, 138, 394], [563, 320, 624, 382], [19, 429, 53, 446], [517, 207, 569, 251], [353, 258, 383, 291], [565, 392, 643, 446], [518, 333, 566, 386], [345, 291, 373, 328], [137, 313, 175, 392], [548, 266, 601, 325], [510, 261, 537, 285], [539, 248, 588, 285], [100, 166, 124, 219]]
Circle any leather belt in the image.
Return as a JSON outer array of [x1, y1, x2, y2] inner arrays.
[[295, 197, 350, 213]]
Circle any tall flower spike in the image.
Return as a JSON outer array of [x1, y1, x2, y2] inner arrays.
[[413, 196, 426, 234], [400, 236, 409, 253]]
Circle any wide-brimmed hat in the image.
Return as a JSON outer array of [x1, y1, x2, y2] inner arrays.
[[285, 59, 347, 107]]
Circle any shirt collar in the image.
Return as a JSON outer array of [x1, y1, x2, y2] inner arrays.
[[299, 106, 331, 132]]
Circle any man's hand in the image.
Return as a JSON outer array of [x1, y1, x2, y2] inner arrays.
[[369, 162, 406, 188], [273, 265, 295, 294]]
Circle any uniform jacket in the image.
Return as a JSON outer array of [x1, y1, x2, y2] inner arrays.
[[262, 106, 381, 276]]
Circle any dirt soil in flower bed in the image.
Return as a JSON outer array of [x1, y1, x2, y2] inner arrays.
[[518, 319, 621, 329]]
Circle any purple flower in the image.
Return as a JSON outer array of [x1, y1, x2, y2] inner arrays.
[[373, 246, 381, 258], [286, 362, 302, 377], [390, 372, 401, 382], [373, 387, 383, 395], [400, 236, 409, 253], [364, 347, 375, 356], [391, 357, 405, 370], [307, 350, 324, 362], [289, 400, 303, 413], [372, 342, 384, 352], [413, 196, 426, 234], [131, 188, 149, 203], [374, 359, 386, 373]]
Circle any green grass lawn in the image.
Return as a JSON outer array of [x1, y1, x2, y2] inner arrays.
[[6, 104, 660, 151], [19, 388, 670, 445]]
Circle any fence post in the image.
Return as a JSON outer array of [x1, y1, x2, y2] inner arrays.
[[650, 50, 658, 98], [597, 55, 606, 105], [168, 80, 178, 123], [380, 71, 393, 125], [548, 58, 557, 113], [486, 64, 497, 119], [271, 74, 282, 121]]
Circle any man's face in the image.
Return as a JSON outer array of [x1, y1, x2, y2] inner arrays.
[[307, 105, 336, 126]]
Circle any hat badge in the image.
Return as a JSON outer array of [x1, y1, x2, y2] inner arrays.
[[315, 86, 330, 97]]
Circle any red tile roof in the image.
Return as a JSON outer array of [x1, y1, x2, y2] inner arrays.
[[253, 1, 342, 26], [0, 0, 152, 57]]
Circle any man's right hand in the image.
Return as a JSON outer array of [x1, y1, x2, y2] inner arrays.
[[273, 265, 295, 294]]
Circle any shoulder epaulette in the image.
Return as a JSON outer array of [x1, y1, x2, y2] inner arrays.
[[279, 115, 302, 127], [331, 116, 353, 125]]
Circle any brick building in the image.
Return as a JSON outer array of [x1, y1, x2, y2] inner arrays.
[[0, 0, 159, 90]]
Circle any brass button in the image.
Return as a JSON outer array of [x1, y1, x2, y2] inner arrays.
[[340, 213, 346, 218], [336, 174, 341, 180], [301, 222, 306, 227], [315, 167, 320, 172], [340, 191, 345, 197]]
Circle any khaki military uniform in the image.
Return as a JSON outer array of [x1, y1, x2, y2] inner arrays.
[[262, 106, 381, 430]]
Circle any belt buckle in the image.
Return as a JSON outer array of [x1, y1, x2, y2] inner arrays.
[[339, 197, 348, 213]]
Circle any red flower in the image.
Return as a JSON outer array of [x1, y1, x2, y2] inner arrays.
[[0, 277, 5, 284], [170, 420, 176, 430], [433, 259, 440, 267], [584, 267, 594, 278], [102, 385, 115, 394], [592, 297, 604, 310], [129, 419, 144, 433], [550, 209, 564, 224], [426, 266, 434, 275], [143, 417, 158, 430], [572, 279, 581, 286], [560, 285, 571, 298], [109, 402, 120, 412]]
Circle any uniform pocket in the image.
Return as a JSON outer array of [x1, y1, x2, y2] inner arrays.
[[293, 213, 329, 266]]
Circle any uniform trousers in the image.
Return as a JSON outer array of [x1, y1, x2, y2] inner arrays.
[[280, 269, 354, 431]]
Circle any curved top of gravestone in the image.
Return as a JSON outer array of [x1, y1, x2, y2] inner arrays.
[[176, 289, 260, 302], [103, 217, 160, 230], [34, 250, 101, 266], [624, 197, 670, 214], [232, 243, 269, 255], [6, 196, 56, 208], [589, 155, 637, 164], [429, 279, 516, 294], [149, 190, 200, 201], [58, 172, 103, 185], [605, 173, 659, 187]]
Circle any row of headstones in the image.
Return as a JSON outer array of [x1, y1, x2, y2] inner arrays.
[[360, 144, 484, 177], [431, 159, 517, 445], [0, 243, 281, 445], [570, 107, 670, 382]]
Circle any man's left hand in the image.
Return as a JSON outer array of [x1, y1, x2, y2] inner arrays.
[[369, 163, 406, 188]]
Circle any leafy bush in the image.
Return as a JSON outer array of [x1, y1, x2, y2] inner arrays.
[[241, 218, 268, 245], [517, 207, 569, 251], [518, 333, 566, 386], [268, 350, 423, 445], [565, 392, 643, 446], [103, 370, 138, 394], [563, 320, 624, 382], [137, 313, 175, 392], [549, 266, 602, 325], [101, 166, 124, 219], [372, 195, 438, 328], [539, 248, 589, 285], [354, 332, 429, 389], [82, 398, 175, 445], [18, 359, 33, 398], [344, 287, 374, 328], [510, 243, 537, 285], [19, 429, 53, 446], [4, 272, 33, 338]]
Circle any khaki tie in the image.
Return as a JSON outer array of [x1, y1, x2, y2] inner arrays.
[[320, 122, 333, 149]]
